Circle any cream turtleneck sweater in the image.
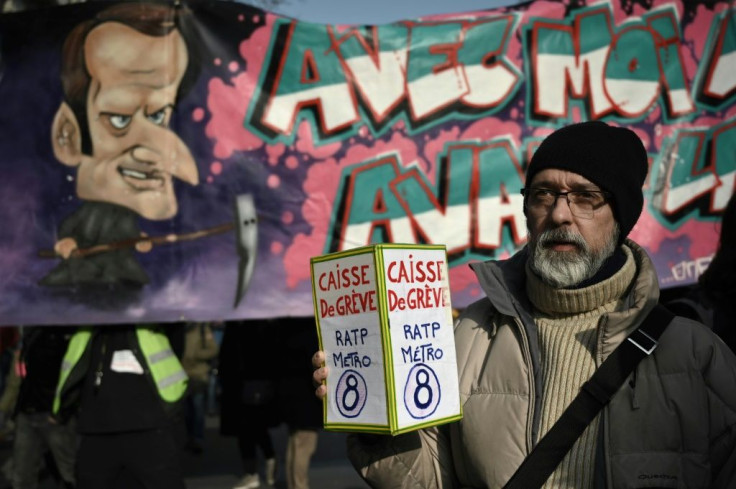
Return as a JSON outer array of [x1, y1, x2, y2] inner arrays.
[[525, 245, 636, 488]]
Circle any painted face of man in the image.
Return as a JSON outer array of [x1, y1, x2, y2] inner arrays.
[[74, 22, 198, 220], [525, 168, 619, 288]]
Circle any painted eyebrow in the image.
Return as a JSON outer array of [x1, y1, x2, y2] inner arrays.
[[98, 110, 133, 116], [144, 103, 175, 116]]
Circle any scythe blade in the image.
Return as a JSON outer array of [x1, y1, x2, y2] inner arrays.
[[234, 194, 258, 308]]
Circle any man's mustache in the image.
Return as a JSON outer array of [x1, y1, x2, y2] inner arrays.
[[537, 228, 588, 252]]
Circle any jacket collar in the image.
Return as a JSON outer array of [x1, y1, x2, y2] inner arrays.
[[469, 246, 532, 318], [596, 240, 660, 359], [469, 239, 660, 357]]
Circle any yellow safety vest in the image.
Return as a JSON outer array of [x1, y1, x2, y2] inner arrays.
[[53, 326, 188, 415]]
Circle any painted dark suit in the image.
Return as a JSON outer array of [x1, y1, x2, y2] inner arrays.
[[41, 202, 148, 286]]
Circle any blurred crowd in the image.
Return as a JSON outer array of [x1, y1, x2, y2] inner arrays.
[[0, 317, 322, 489]]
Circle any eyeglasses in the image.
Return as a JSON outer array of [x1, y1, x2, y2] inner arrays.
[[520, 187, 611, 219]]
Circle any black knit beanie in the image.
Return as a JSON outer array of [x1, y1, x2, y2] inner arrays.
[[525, 121, 649, 243]]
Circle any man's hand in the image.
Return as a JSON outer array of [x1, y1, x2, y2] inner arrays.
[[312, 351, 329, 400], [135, 232, 153, 253], [54, 237, 78, 259]]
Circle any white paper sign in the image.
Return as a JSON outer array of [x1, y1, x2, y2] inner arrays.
[[382, 247, 459, 429], [311, 244, 461, 435], [110, 350, 144, 375]]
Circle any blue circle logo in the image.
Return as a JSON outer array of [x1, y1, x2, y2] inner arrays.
[[403, 363, 441, 419], [335, 369, 367, 418]]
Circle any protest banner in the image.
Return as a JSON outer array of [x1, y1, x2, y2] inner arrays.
[[311, 244, 461, 434], [0, 0, 732, 325]]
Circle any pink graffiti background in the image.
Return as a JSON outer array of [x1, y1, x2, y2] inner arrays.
[[200, 0, 730, 310], [0, 0, 730, 325]]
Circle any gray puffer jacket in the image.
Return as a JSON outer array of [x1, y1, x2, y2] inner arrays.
[[347, 241, 736, 488]]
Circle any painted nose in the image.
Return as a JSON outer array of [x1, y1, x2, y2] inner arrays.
[[130, 122, 199, 185]]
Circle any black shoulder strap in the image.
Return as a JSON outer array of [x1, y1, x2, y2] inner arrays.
[[503, 304, 675, 489]]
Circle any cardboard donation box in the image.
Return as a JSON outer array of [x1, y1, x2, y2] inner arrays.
[[310, 244, 462, 435]]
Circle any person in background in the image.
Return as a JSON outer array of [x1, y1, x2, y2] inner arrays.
[[276, 317, 322, 489], [313, 121, 736, 488], [181, 322, 219, 454], [53, 323, 187, 489], [0, 328, 21, 489], [666, 191, 736, 352], [206, 322, 225, 417], [0, 327, 21, 441], [219, 320, 278, 489], [699, 191, 736, 350], [0, 328, 20, 403], [11, 326, 76, 489]]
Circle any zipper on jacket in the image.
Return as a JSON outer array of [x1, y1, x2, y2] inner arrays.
[[93, 336, 107, 393], [513, 316, 536, 451]]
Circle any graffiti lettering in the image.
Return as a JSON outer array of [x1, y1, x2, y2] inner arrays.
[[327, 114, 734, 263], [650, 117, 736, 220], [695, 6, 736, 109], [249, 16, 520, 140], [249, 2, 715, 142], [327, 140, 527, 260], [670, 255, 713, 282], [525, 4, 694, 121]]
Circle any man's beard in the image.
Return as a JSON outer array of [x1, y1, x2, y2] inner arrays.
[[528, 224, 620, 288]]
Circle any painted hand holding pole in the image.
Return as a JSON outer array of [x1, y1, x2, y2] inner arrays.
[[38, 194, 259, 308]]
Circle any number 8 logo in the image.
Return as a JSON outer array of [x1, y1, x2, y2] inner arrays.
[[403, 363, 441, 419], [335, 369, 367, 418]]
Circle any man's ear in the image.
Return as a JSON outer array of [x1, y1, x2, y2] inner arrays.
[[51, 102, 82, 167]]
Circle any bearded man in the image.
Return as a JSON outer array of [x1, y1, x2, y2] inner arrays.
[[313, 121, 736, 488]]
